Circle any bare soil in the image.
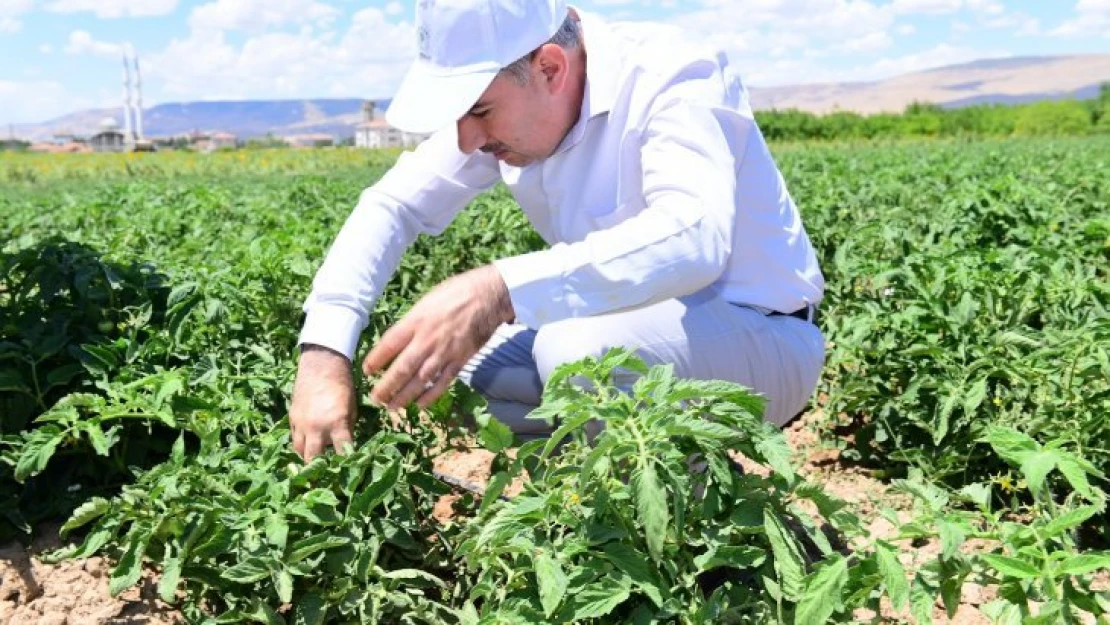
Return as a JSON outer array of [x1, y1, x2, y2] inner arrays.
[[1, 409, 1101, 623]]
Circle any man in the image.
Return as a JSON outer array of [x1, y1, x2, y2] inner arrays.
[[290, 0, 825, 461]]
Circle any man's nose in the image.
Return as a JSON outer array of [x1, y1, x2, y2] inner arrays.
[[456, 115, 486, 154]]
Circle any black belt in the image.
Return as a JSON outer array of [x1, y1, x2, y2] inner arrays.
[[769, 304, 818, 324]]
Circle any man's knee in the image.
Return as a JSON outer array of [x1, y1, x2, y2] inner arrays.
[[533, 319, 657, 386], [534, 322, 606, 384]]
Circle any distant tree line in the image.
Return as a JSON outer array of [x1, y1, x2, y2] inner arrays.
[[0, 139, 30, 152], [756, 82, 1110, 142]]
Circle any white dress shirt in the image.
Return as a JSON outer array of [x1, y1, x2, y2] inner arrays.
[[300, 10, 825, 361]]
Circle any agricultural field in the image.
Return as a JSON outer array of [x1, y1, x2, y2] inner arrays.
[[0, 136, 1108, 624]]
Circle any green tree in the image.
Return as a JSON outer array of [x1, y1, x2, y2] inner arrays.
[[1013, 100, 1092, 136]]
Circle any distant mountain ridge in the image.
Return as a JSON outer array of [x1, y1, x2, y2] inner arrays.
[[10, 53, 1110, 142], [747, 54, 1110, 115], [13, 98, 393, 143]]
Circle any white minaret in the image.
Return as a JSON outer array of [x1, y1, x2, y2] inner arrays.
[[121, 48, 134, 143], [131, 47, 144, 141]]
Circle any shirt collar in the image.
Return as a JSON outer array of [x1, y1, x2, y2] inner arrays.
[[579, 9, 619, 119], [551, 8, 619, 155]]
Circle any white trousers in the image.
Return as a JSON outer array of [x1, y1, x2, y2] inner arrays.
[[457, 287, 825, 433]]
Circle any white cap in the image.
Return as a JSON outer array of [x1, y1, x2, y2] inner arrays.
[[386, 0, 568, 134]]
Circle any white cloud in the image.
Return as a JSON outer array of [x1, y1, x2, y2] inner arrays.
[[895, 23, 916, 35], [46, 0, 178, 18], [891, 0, 962, 15], [673, 0, 896, 59], [0, 0, 34, 14], [965, 0, 1004, 14], [189, 0, 339, 33], [149, 7, 414, 100], [1050, 0, 1110, 37], [0, 79, 94, 125], [1077, 0, 1110, 11], [384, 1, 404, 17], [0, 0, 32, 30], [836, 30, 893, 52], [38, 43, 51, 53], [64, 30, 122, 56], [861, 43, 1004, 79], [985, 13, 1040, 36]]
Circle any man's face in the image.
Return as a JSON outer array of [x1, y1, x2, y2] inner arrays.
[[455, 45, 579, 167]]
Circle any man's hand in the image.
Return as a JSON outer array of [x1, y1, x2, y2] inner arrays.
[[363, 265, 514, 410], [290, 344, 357, 462]]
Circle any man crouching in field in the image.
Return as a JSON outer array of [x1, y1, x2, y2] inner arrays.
[[289, 0, 825, 461]]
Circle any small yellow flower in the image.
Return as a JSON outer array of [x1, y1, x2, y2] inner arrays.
[[997, 474, 1015, 493], [992, 397, 1003, 407], [567, 493, 581, 505]]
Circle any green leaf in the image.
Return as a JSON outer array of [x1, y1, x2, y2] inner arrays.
[[265, 513, 289, 551], [248, 344, 275, 365], [692, 545, 765, 572], [481, 471, 512, 516], [603, 542, 666, 607], [984, 427, 1039, 467], [293, 593, 327, 625], [60, 497, 111, 538], [937, 519, 966, 560], [910, 575, 935, 625], [81, 343, 119, 375], [1044, 505, 1101, 538], [755, 433, 796, 484], [287, 488, 341, 525], [665, 418, 739, 441], [380, 568, 447, 588], [1056, 553, 1110, 576], [221, 557, 273, 584], [796, 555, 848, 625], [876, 542, 909, 611], [349, 459, 401, 518], [1055, 457, 1097, 500], [475, 411, 514, 453], [633, 461, 667, 562], [109, 525, 150, 597], [961, 377, 988, 421], [980, 554, 1039, 579], [81, 421, 116, 457], [534, 551, 568, 618], [45, 363, 85, 388], [764, 511, 806, 600], [933, 391, 959, 445], [15, 427, 64, 481], [0, 367, 25, 392], [274, 569, 294, 604], [1019, 450, 1058, 497], [286, 534, 350, 564], [579, 435, 617, 491], [957, 483, 992, 510], [159, 549, 182, 604], [570, 573, 632, 620]]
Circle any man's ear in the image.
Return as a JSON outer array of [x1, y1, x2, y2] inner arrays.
[[535, 43, 569, 93]]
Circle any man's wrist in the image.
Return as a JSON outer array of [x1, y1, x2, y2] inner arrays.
[[484, 264, 515, 325], [299, 343, 352, 364]]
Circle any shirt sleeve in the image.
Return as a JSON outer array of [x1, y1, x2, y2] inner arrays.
[[494, 68, 748, 328], [299, 128, 501, 360]]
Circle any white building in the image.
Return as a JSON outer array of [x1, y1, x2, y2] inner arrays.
[[90, 117, 126, 153], [354, 101, 429, 149]]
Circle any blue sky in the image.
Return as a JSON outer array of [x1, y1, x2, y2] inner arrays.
[[1, 0, 1107, 125]]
